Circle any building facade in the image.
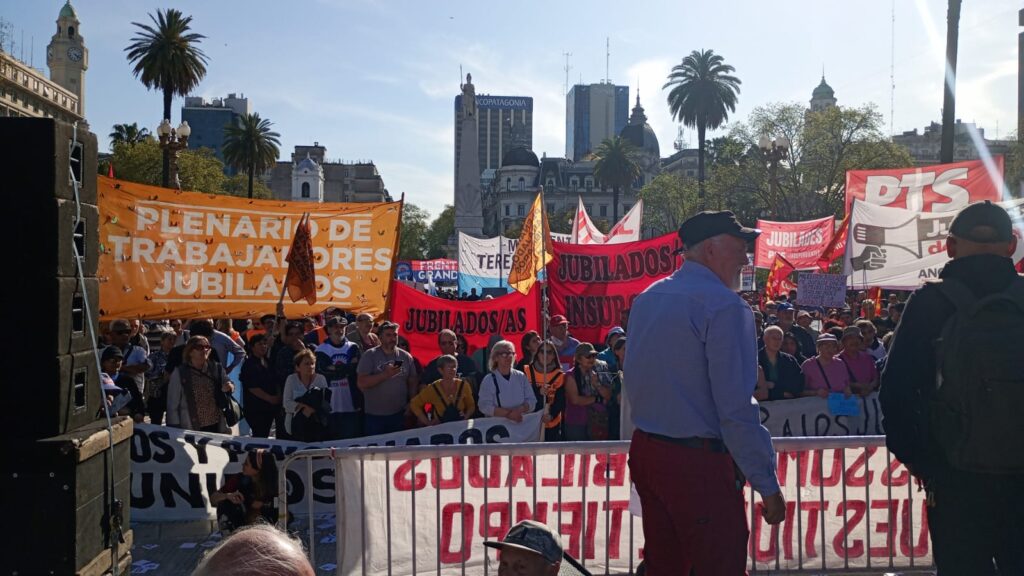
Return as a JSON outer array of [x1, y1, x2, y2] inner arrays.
[[181, 93, 250, 169], [566, 82, 629, 162], [454, 93, 532, 179], [893, 120, 1013, 166], [264, 143, 391, 203], [0, 1, 85, 123]]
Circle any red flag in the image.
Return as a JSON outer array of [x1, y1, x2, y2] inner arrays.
[[765, 254, 796, 300], [867, 286, 883, 316], [284, 214, 317, 305], [816, 212, 850, 272], [107, 162, 115, 179]]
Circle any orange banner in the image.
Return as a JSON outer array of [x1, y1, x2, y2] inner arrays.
[[97, 176, 401, 320]]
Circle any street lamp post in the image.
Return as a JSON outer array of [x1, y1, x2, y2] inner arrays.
[[758, 135, 790, 216], [157, 119, 191, 189]]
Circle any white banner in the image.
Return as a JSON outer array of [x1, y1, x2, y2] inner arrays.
[[759, 393, 885, 437], [457, 231, 571, 293], [130, 413, 543, 521], [844, 198, 1024, 289], [571, 197, 644, 245]]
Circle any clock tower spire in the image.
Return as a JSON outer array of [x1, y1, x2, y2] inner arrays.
[[47, 0, 88, 118]]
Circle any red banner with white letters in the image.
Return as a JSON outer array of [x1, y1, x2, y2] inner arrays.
[[845, 157, 1004, 214], [754, 216, 834, 269], [389, 281, 541, 358], [547, 233, 683, 345]]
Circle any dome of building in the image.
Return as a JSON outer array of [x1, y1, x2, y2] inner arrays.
[[812, 76, 834, 100], [297, 154, 321, 174], [59, 1, 77, 19], [619, 94, 660, 159], [501, 146, 539, 168]]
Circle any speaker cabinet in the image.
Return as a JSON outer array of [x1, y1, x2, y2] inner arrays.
[[7, 417, 133, 576]]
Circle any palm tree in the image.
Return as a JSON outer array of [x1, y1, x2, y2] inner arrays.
[[592, 136, 642, 223], [125, 9, 208, 188], [222, 113, 281, 199], [109, 123, 151, 148], [664, 49, 742, 210]]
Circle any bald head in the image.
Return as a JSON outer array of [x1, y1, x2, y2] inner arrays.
[[193, 525, 314, 576]]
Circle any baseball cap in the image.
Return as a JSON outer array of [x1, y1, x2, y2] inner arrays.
[[101, 346, 124, 362], [776, 302, 794, 312], [678, 210, 761, 249], [549, 314, 569, 327], [796, 310, 811, 319], [816, 334, 838, 344], [949, 201, 1014, 243], [484, 520, 564, 564], [605, 326, 625, 343]]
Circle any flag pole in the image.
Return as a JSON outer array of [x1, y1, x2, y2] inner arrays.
[[539, 186, 549, 345]]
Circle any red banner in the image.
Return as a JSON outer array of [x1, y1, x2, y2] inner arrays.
[[754, 216, 834, 269], [547, 233, 683, 345], [845, 157, 1004, 214], [389, 281, 541, 359]]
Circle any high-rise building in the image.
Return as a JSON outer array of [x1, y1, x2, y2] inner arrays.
[[565, 83, 628, 162], [181, 93, 250, 170], [454, 92, 532, 179]]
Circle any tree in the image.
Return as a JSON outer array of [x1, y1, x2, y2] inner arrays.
[[728, 102, 913, 220], [125, 8, 208, 187], [223, 173, 273, 199], [425, 205, 455, 259], [592, 136, 642, 223], [106, 139, 226, 194], [664, 49, 742, 209], [222, 113, 281, 199], [1002, 134, 1024, 196], [109, 123, 151, 148], [639, 173, 700, 237], [398, 204, 430, 260]]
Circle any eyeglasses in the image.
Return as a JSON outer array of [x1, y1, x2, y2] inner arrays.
[[196, 344, 211, 351]]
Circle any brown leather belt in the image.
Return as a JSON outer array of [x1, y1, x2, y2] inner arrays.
[[646, 432, 729, 454]]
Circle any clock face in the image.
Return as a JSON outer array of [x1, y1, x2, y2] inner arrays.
[[67, 46, 83, 62]]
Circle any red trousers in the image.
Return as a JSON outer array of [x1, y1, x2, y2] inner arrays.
[[629, 430, 749, 576]]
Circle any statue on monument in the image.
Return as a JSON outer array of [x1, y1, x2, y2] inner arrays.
[[461, 73, 476, 118]]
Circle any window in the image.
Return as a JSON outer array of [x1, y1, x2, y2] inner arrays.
[[517, 204, 526, 217], [585, 204, 593, 214], [301, 182, 310, 198], [547, 203, 555, 214], [570, 177, 579, 192], [600, 205, 608, 217], [68, 26, 75, 38], [505, 204, 511, 216], [518, 177, 525, 192], [546, 178, 555, 189], [686, 170, 696, 177], [585, 177, 593, 190], [506, 177, 511, 192], [624, 204, 632, 213]]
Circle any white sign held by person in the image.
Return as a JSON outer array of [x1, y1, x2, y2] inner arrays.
[[131, 413, 543, 521], [759, 393, 885, 437], [796, 272, 848, 308], [844, 198, 1024, 289]]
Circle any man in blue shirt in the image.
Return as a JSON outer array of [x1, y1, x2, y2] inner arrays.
[[625, 211, 785, 575]]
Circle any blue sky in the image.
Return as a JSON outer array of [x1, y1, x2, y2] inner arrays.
[[8, 0, 1021, 216]]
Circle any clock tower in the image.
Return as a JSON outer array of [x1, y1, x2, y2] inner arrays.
[[46, 0, 88, 118]]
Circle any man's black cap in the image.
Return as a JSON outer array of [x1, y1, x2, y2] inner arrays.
[[949, 200, 1014, 243], [678, 210, 761, 250]]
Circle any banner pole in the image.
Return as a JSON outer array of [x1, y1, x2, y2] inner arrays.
[[540, 187, 549, 344]]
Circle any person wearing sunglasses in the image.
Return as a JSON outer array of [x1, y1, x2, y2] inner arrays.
[[478, 340, 535, 422], [166, 335, 235, 433]]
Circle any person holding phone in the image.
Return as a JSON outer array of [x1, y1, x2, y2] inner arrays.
[[357, 322, 418, 436]]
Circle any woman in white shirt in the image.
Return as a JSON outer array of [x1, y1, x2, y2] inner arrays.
[[282, 349, 327, 438], [477, 340, 536, 421]]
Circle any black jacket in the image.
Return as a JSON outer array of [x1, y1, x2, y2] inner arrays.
[[757, 349, 804, 401], [879, 254, 1020, 480]]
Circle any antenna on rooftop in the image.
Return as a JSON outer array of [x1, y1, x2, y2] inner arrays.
[[605, 37, 611, 83], [563, 52, 572, 96]]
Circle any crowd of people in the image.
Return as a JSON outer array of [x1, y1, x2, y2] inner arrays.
[[96, 304, 632, 442]]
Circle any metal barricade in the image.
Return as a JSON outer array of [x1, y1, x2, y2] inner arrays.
[[277, 437, 933, 575]]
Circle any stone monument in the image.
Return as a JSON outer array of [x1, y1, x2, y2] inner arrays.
[[454, 73, 484, 236]]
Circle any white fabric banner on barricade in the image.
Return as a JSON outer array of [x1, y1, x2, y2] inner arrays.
[[130, 413, 543, 521], [843, 198, 1024, 289], [759, 392, 885, 437]]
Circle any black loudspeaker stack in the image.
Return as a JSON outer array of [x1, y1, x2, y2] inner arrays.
[[1, 118, 132, 575]]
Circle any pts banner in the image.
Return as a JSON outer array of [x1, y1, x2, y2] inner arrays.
[[845, 158, 1004, 214], [97, 176, 401, 319], [389, 281, 541, 357], [547, 233, 682, 344], [754, 216, 834, 269]]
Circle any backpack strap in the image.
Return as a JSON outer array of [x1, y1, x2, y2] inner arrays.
[[815, 359, 834, 391], [487, 372, 502, 408], [431, 382, 448, 412], [836, 355, 858, 382]]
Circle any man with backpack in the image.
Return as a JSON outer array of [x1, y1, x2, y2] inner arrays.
[[880, 200, 1024, 574]]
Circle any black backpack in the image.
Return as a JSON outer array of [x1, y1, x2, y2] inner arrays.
[[930, 276, 1024, 473]]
